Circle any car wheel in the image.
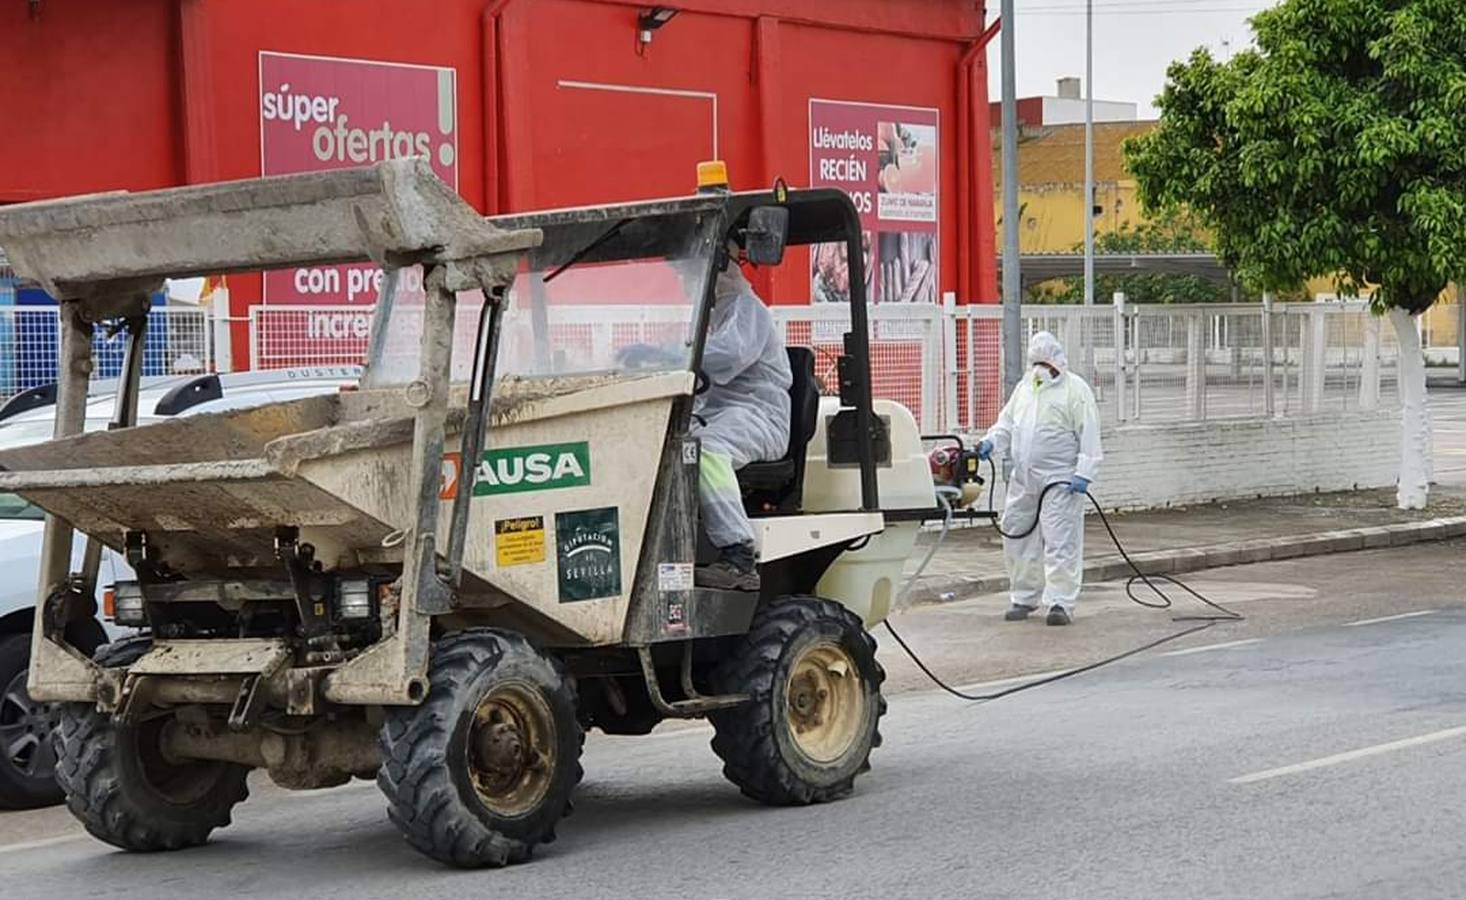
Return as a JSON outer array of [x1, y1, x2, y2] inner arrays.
[[0, 633, 65, 810]]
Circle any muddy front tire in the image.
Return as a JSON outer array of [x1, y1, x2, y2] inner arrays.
[[377, 629, 583, 868], [53, 638, 250, 851], [709, 596, 886, 805]]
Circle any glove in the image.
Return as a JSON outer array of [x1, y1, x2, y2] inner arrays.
[[977, 439, 994, 461], [1069, 476, 1091, 495]]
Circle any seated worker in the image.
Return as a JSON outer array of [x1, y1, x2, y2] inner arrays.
[[692, 249, 792, 591]]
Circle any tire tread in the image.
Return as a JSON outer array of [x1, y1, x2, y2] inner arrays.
[[53, 637, 248, 852], [377, 628, 583, 868], [708, 596, 885, 806]]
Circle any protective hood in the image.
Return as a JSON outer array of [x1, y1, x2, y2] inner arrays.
[[1027, 331, 1069, 372], [714, 247, 751, 301]]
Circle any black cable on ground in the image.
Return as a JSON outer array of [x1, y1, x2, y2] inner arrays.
[[883, 616, 1216, 703], [883, 459, 1244, 704]]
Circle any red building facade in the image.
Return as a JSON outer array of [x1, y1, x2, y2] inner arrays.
[[1, 0, 997, 357]]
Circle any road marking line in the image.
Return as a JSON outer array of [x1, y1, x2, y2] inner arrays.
[[1161, 638, 1263, 657], [1230, 725, 1466, 785], [0, 834, 85, 856], [1343, 609, 1438, 628]]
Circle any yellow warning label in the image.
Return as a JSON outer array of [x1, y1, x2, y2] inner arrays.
[[495, 516, 546, 567]]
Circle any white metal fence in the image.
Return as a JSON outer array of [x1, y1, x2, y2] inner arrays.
[[240, 300, 1399, 433], [0, 298, 1393, 431], [248, 305, 373, 371], [0, 306, 212, 402], [962, 298, 1402, 431]]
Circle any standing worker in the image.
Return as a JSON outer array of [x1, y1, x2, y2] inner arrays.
[[692, 250, 792, 591], [978, 332, 1102, 625]]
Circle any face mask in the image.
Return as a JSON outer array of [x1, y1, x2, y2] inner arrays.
[[1033, 364, 1056, 385]]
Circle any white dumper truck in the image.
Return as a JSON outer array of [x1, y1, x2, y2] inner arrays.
[[0, 159, 964, 868]]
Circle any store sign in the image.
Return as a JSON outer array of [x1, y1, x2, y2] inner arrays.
[[259, 51, 458, 307], [808, 100, 939, 305]]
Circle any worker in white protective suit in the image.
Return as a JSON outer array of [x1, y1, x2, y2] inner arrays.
[[691, 257, 792, 591], [978, 331, 1102, 626]]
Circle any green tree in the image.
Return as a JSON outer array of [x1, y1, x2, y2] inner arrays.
[[1124, 0, 1466, 509], [1042, 210, 1234, 304]]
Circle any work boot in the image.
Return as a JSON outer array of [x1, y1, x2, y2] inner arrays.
[[1046, 605, 1072, 626], [1004, 604, 1037, 622], [696, 543, 760, 592]]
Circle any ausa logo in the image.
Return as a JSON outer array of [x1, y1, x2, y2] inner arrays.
[[471, 442, 591, 496], [439, 442, 591, 499]]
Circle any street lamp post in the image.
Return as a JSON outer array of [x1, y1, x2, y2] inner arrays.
[[1084, 0, 1095, 312], [1000, 0, 1022, 397], [1083, 0, 1097, 382]]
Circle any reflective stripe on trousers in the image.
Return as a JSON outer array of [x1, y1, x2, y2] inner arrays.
[[698, 448, 755, 549]]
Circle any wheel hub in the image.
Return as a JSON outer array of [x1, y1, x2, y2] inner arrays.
[[467, 683, 556, 817], [0, 669, 58, 781], [476, 721, 525, 774], [785, 642, 864, 765], [788, 672, 826, 726]]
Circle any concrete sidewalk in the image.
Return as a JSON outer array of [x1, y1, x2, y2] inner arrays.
[[902, 485, 1466, 606]]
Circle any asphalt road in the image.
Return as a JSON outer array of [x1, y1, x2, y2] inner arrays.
[[5, 540, 1466, 899]]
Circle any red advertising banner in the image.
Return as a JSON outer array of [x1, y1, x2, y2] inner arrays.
[[808, 99, 939, 305], [259, 51, 458, 306]]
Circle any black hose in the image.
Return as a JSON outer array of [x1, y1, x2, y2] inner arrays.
[[883, 617, 1216, 703], [883, 458, 1244, 703]]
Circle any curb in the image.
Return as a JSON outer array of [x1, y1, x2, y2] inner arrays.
[[904, 514, 1466, 606]]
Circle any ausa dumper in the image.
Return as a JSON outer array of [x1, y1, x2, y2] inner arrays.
[[0, 159, 957, 867]]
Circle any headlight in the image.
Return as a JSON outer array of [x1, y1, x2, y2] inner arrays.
[[335, 578, 373, 621], [108, 581, 147, 627]]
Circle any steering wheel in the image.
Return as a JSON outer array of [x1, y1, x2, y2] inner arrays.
[[616, 345, 709, 396], [615, 343, 679, 370]]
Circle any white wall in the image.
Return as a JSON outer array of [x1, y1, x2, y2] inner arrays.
[[988, 409, 1401, 512], [1041, 96, 1139, 125]]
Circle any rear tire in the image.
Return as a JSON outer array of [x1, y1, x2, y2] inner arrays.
[[52, 637, 250, 851], [377, 629, 583, 868], [709, 596, 885, 805], [0, 633, 65, 809]]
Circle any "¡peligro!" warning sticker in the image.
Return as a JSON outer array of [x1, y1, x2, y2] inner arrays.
[[495, 516, 546, 568]]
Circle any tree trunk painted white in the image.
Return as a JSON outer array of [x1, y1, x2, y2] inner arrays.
[[1390, 306, 1432, 509]]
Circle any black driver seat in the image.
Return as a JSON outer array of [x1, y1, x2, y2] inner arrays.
[[737, 346, 820, 514]]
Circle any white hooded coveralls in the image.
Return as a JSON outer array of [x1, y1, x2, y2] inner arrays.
[[982, 332, 1102, 612], [692, 265, 792, 549]]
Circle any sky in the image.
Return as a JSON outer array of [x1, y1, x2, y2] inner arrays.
[[986, 0, 1280, 118]]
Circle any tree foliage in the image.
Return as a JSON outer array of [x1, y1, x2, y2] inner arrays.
[[1043, 210, 1234, 304], [1124, 0, 1466, 313]]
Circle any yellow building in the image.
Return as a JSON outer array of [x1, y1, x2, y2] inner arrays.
[[992, 120, 1459, 348], [992, 121, 1153, 255], [1422, 287, 1459, 351]]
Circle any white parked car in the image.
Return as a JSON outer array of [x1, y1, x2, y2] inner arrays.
[[0, 366, 358, 809]]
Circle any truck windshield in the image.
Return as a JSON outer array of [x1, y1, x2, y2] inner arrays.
[[364, 208, 719, 388]]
